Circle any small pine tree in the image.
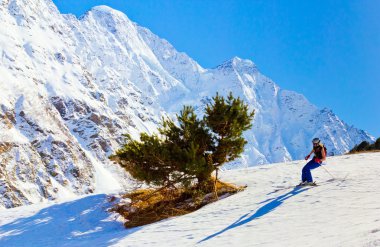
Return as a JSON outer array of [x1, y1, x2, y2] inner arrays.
[[375, 137, 380, 150], [110, 92, 255, 191], [356, 141, 370, 152]]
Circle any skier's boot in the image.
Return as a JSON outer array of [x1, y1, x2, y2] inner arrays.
[[297, 181, 317, 187], [305, 181, 317, 186], [297, 181, 308, 186]]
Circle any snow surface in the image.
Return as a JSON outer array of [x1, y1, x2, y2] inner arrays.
[[1, 152, 379, 247]]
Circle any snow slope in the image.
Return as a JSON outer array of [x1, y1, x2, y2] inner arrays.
[[1, 152, 379, 247]]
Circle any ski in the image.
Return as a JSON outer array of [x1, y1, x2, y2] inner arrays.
[[295, 182, 318, 188]]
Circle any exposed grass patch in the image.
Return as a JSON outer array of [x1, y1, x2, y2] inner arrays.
[[347, 150, 380, 154], [0, 142, 13, 154], [110, 180, 246, 228]]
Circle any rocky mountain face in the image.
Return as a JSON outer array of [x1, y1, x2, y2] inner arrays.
[[0, 0, 374, 208]]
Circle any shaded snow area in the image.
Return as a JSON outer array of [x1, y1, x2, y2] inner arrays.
[[1, 152, 379, 247]]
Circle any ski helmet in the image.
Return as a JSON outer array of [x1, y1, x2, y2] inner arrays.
[[312, 137, 320, 144]]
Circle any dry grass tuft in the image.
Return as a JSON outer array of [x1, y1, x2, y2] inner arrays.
[[110, 180, 246, 228], [0, 142, 13, 154]]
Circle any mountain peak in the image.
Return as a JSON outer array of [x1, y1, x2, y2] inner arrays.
[[79, 5, 135, 34], [90, 5, 120, 14], [81, 5, 133, 24], [215, 56, 257, 72]]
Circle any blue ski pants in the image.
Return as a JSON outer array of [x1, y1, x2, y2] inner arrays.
[[301, 159, 321, 182]]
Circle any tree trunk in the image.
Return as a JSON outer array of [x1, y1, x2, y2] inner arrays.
[[196, 173, 214, 192]]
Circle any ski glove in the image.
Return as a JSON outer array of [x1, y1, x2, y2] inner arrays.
[[305, 155, 310, 160]]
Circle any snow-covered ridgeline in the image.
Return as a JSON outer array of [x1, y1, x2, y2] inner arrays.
[[0, 0, 374, 208]]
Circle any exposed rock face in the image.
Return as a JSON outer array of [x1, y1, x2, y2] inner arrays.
[[0, 0, 373, 208]]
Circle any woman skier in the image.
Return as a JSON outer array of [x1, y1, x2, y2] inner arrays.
[[300, 137, 326, 186]]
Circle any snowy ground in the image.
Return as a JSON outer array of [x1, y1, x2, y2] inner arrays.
[[1, 152, 379, 247]]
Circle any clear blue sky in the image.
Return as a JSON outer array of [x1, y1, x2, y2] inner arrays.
[[52, 0, 380, 138]]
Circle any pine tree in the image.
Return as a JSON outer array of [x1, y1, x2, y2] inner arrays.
[[110, 92, 255, 192], [375, 137, 380, 150], [356, 141, 370, 151]]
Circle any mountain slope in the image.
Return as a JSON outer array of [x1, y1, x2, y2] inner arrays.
[[0, 0, 374, 208], [1, 152, 379, 247]]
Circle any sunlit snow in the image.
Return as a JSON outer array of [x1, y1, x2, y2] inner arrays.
[[1, 152, 379, 247]]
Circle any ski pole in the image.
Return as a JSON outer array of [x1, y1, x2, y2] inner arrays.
[[320, 162, 335, 179]]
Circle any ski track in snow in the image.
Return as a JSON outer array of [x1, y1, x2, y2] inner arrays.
[[0, 152, 379, 247]]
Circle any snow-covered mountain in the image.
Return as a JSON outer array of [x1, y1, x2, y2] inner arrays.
[[0, 0, 374, 208], [1, 152, 379, 246]]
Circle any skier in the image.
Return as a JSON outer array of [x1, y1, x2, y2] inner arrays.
[[299, 137, 326, 186]]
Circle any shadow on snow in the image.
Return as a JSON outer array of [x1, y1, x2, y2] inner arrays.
[[0, 194, 139, 247], [198, 186, 309, 243]]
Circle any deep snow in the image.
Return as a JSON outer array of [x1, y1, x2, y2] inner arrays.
[[1, 152, 379, 247]]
